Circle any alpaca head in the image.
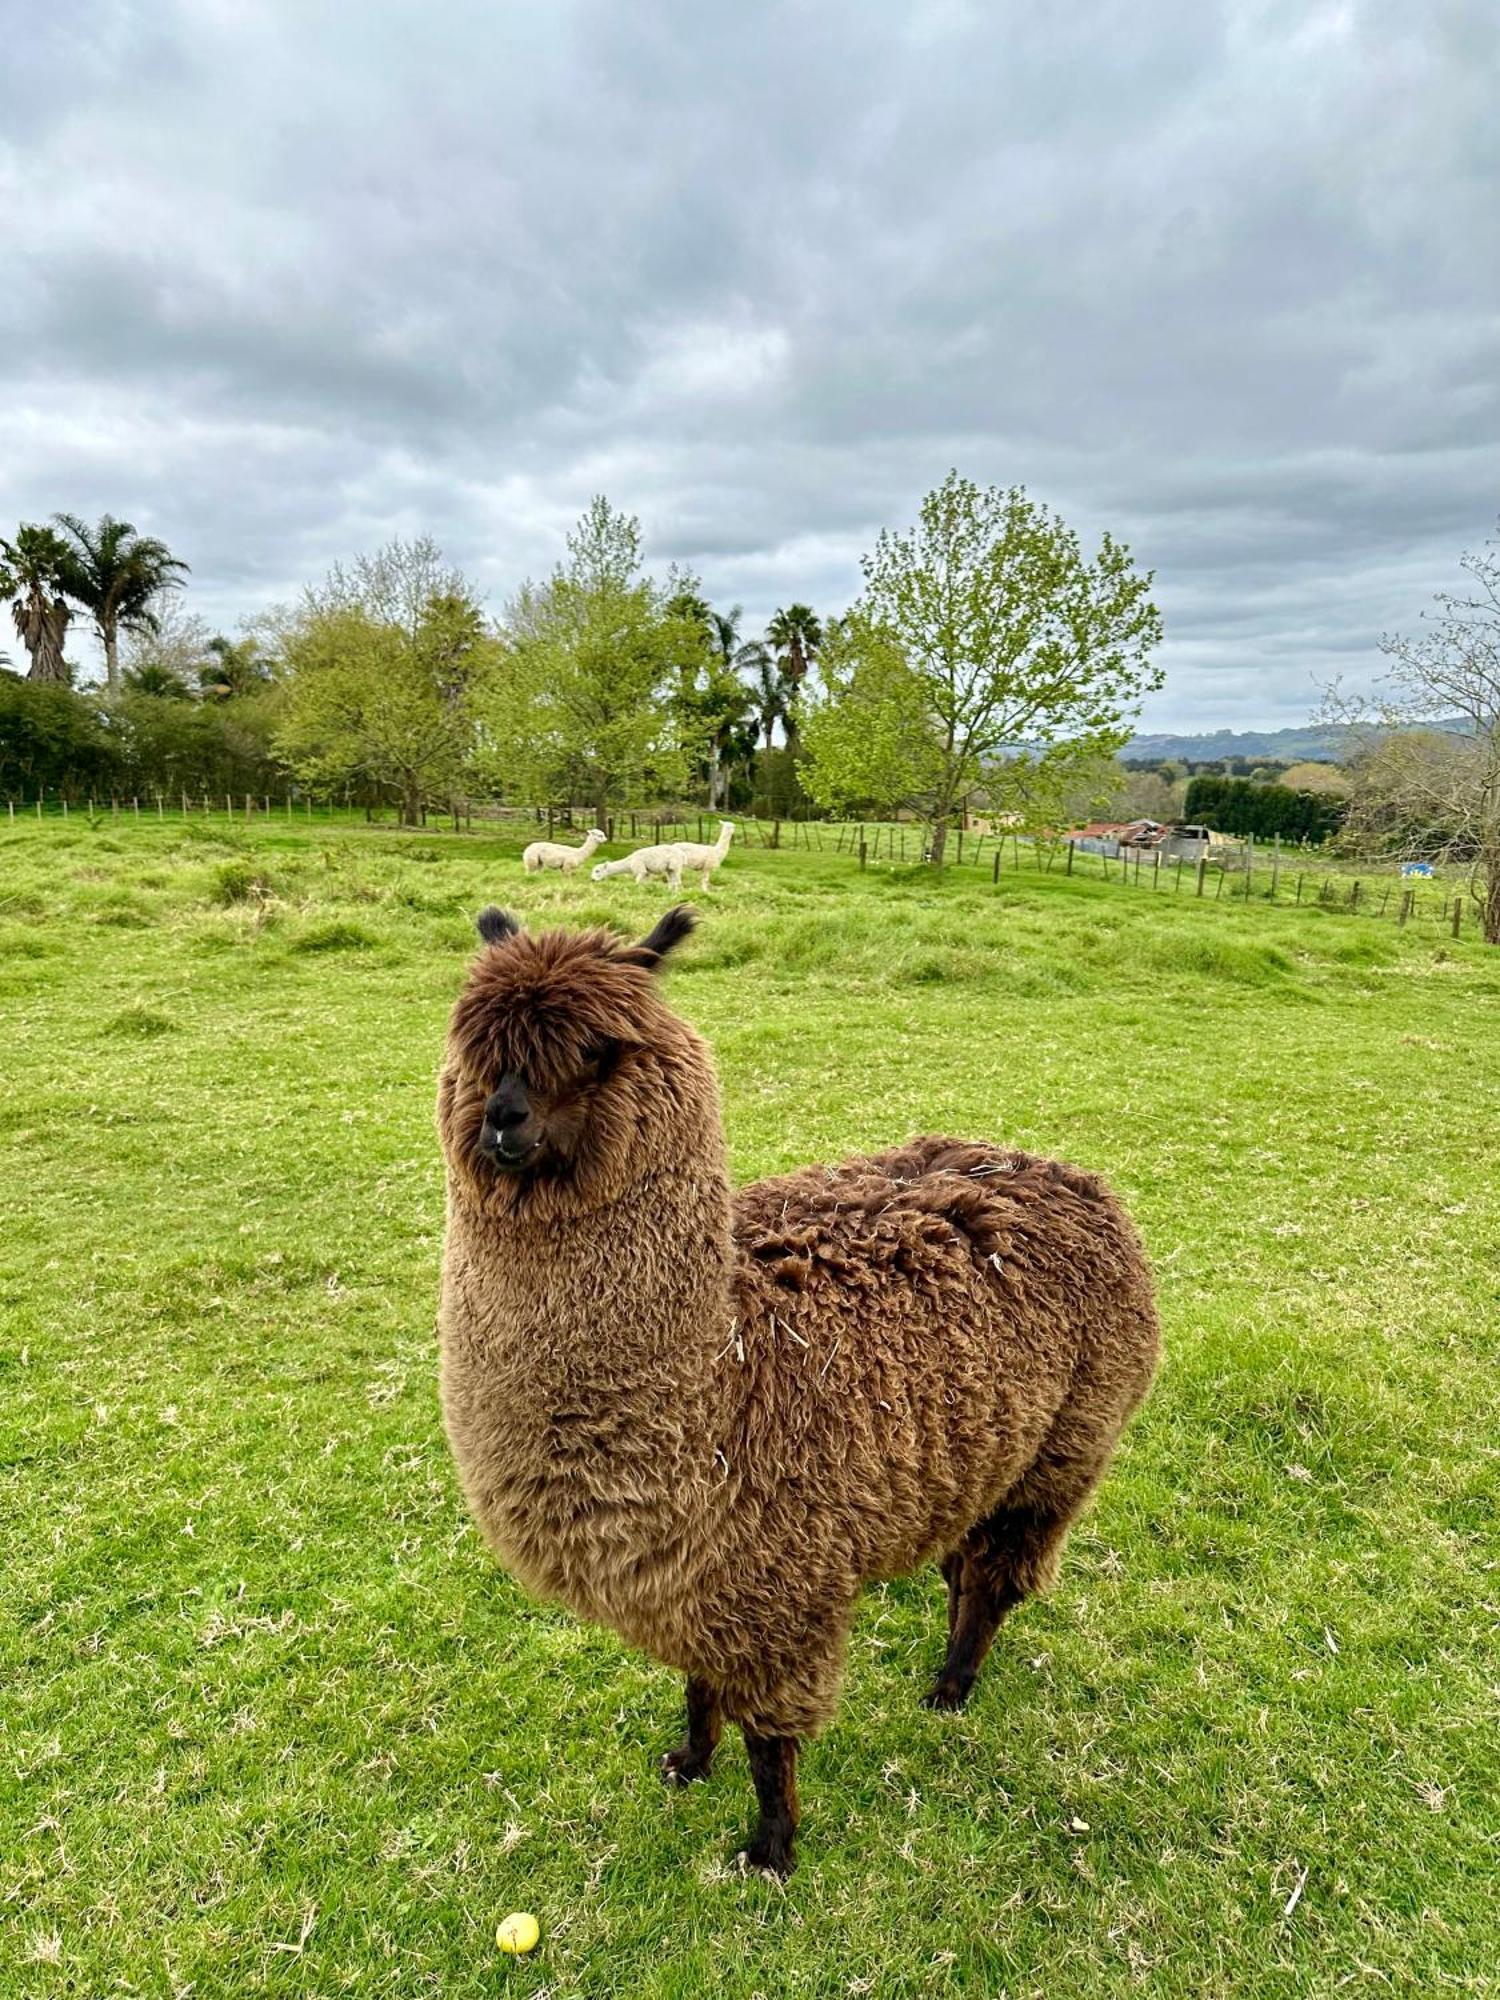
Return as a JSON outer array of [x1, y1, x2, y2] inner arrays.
[[583, 829, 606, 850], [439, 904, 714, 1213]]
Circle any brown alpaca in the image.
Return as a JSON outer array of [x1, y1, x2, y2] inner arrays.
[[436, 906, 1159, 1877]]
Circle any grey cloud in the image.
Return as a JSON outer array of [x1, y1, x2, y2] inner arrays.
[[1, 0, 1496, 726]]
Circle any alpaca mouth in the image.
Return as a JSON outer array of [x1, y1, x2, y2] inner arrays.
[[480, 1128, 543, 1171]]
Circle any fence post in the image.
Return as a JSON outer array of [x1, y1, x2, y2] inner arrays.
[[1452, 897, 1462, 938], [1398, 890, 1411, 927], [1351, 880, 1361, 912], [859, 838, 868, 871], [1296, 875, 1304, 904], [1245, 834, 1254, 899], [992, 849, 1000, 885], [1066, 842, 1074, 876], [1271, 836, 1280, 899], [1196, 858, 1206, 897], [1215, 868, 1225, 900]]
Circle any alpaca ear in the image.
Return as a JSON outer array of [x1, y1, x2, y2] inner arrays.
[[477, 906, 520, 946], [620, 904, 697, 969]]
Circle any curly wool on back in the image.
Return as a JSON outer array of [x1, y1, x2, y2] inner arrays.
[[436, 907, 1159, 1875]]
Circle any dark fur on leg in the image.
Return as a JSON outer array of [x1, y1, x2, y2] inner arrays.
[[661, 1675, 722, 1785], [739, 1730, 799, 1878], [922, 1503, 1070, 1710]]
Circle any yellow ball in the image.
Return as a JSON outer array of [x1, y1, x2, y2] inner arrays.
[[496, 1912, 540, 1955]]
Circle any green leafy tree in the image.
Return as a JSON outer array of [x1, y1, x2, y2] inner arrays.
[[0, 675, 114, 796], [1183, 774, 1344, 842], [486, 499, 691, 815], [1, 525, 75, 685], [765, 603, 823, 755], [803, 473, 1164, 864], [275, 539, 493, 824], [52, 513, 190, 690]]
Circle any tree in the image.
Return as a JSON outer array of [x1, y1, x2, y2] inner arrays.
[[198, 632, 274, 701], [0, 674, 115, 797], [1328, 523, 1500, 942], [486, 499, 691, 815], [765, 603, 823, 755], [665, 599, 761, 808], [275, 539, 493, 823], [52, 513, 189, 690], [0, 525, 75, 684], [802, 473, 1163, 864], [1182, 774, 1344, 843]]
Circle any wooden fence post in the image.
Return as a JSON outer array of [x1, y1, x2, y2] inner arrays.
[[1066, 842, 1074, 875], [991, 849, 1000, 885], [1452, 897, 1462, 938], [859, 838, 868, 871], [1197, 858, 1206, 897]]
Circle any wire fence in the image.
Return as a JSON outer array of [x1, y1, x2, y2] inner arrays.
[[4, 792, 1483, 939]]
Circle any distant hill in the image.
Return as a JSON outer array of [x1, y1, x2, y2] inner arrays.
[[1125, 720, 1467, 764]]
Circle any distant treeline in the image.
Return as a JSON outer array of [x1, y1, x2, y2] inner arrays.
[[1184, 773, 1345, 843]]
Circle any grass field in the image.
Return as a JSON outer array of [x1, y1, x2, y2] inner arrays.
[[4, 817, 1498, 1998]]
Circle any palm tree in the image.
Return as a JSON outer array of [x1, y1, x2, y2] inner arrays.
[[53, 513, 189, 691], [0, 525, 75, 684], [123, 659, 194, 699], [198, 633, 272, 701], [765, 604, 823, 755]]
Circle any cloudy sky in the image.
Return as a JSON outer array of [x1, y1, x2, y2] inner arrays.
[[2, 0, 1496, 729]]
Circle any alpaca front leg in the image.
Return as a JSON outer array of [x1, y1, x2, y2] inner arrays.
[[661, 1675, 721, 1786], [740, 1730, 799, 1878]]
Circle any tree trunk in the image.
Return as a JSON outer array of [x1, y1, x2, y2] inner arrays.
[[402, 776, 422, 827], [1484, 850, 1500, 945], [103, 617, 119, 691], [19, 590, 71, 684], [928, 815, 949, 867]]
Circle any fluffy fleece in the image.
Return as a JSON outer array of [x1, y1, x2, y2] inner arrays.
[[522, 828, 606, 874], [589, 842, 684, 888], [436, 907, 1159, 1874], [667, 820, 734, 889]]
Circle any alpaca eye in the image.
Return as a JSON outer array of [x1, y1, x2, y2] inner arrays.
[[582, 1039, 620, 1075]]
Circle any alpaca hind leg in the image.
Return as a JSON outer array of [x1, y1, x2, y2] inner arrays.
[[740, 1730, 800, 1878], [922, 1498, 1082, 1712], [661, 1675, 722, 1785]]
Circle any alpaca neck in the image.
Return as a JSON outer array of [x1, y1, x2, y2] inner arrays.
[[449, 1110, 735, 1395]]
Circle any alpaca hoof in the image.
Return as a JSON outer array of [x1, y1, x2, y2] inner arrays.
[[736, 1838, 795, 1881], [660, 1745, 713, 1786], [920, 1677, 970, 1712]]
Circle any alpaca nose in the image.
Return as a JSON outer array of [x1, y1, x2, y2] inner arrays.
[[485, 1077, 530, 1131]]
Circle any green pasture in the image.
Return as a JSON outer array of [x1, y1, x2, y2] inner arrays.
[[2, 817, 1497, 1997]]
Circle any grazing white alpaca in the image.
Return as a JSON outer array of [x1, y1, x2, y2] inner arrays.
[[670, 821, 734, 890], [522, 829, 607, 875], [591, 842, 684, 890]]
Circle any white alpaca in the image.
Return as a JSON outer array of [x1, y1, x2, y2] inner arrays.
[[590, 843, 685, 890], [669, 821, 734, 889], [522, 829, 606, 875]]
